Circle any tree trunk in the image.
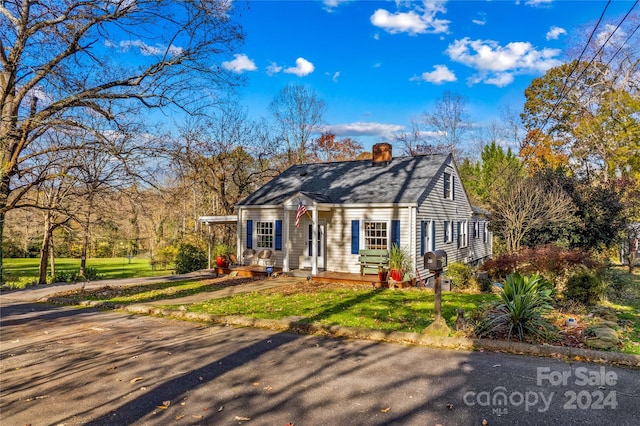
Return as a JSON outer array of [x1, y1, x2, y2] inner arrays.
[[0, 172, 9, 284], [50, 234, 56, 278], [80, 218, 90, 277], [38, 213, 53, 285]]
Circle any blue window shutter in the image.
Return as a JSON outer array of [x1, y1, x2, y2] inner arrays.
[[391, 220, 400, 248], [246, 220, 253, 249], [443, 221, 448, 242], [351, 220, 359, 254], [452, 175, 455, 200], [275, 220, 282, 250], [457, 221, 461, 248], [420, 220, 425, 256], [431, 221, 436, 251]]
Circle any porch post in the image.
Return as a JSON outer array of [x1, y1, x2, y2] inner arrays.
[[311, 207, 318, 275], [282, 205, 290, 272]]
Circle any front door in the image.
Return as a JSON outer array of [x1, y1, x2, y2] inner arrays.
[[303, 220, 326, 270]]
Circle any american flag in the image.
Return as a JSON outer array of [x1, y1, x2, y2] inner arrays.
[[295, 201, 307, 228]]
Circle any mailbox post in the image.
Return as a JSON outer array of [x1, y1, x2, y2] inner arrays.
[[424, 250, 448, 320]]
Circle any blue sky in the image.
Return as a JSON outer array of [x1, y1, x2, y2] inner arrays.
[[217, 0, 636, 152]]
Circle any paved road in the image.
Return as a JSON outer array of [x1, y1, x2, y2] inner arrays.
[[1, 297, 639, 425]]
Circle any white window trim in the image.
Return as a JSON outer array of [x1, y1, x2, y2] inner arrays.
[[460, 220, 468, 248], [255, 221, 274, 249], [444, 220, 454, 243], [362, 220, 390, 250], [444, 172, 454, 200]]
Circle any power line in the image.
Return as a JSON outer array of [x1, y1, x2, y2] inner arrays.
[[536, 0, 612, 133]]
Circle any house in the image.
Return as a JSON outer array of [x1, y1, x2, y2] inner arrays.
[[234, 143, 492, 281]]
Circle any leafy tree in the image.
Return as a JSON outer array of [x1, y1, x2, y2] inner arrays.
[[458, 141, 523, 207]]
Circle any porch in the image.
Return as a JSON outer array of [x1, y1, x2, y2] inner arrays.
[[211, 265, 415, 288]]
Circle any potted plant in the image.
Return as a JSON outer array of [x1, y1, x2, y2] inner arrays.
[[213, 243, 233, 267], [377, 265, 388, 283], [388, 243, 409, 282]]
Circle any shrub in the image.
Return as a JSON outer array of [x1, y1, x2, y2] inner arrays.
[[564, 271, 605, 305], [50, 270, 79, 283], [475, 272, 556, 342], [81, 267, 101, 281], [155, 246, 178, 269], [445, 262, 475, 290], [481, 245, 600, 291], [174, 243, 207, 274]]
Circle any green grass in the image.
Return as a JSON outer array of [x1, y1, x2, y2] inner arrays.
[[168, 288, 495, 333], [3, 257, 173, 288], [602, 267, 640, 355]]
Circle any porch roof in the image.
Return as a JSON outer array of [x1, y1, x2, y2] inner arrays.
[[198, 215, 238, 225]]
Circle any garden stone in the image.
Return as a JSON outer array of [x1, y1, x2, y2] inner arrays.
[[591, 307, 618, 322], [585, 325, 620, 350]]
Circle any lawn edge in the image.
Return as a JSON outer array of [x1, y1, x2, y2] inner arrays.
[[104, 301, 640, 369]]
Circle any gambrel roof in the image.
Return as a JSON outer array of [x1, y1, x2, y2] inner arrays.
[[238, 153, 451, 206]]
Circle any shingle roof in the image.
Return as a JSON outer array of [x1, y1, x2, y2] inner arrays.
[[238, 154, 450, 206]]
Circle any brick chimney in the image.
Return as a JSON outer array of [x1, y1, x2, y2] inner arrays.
[[372, 142, 392, 166]]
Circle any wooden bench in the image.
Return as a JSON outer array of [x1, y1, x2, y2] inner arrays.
[[358, 249, 389, 275]]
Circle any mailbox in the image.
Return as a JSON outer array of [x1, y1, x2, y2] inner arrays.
[[424, 250, 447, 271]]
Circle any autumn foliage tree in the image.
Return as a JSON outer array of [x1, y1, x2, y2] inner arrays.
[[309, 133, 363, 163]]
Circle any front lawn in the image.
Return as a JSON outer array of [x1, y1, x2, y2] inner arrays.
[[2, 257, 172, 288], [167, 281, 495, 333]]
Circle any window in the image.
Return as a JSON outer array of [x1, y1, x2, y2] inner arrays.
[[256, 221, 273, 248], [459, 221, 468, 248], [364, 221, 387, 250], [473, 222, 479, 239], [444, 172, 454, 200], [483, 222, 488, 243], [444, 220, 453, 243]]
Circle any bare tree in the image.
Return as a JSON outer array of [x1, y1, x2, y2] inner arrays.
[[0, 0, 244, 279], [422, 90, 472, 155], [268, 84, 326, 166], [489, 176, 577, 254]]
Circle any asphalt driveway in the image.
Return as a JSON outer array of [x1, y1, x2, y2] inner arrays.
[[1, 298, 639, 425]]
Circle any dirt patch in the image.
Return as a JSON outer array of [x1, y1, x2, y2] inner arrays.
[[46, 276, 261, 302]]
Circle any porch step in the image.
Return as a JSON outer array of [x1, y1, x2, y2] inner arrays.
[[288, 269, 314, 278]]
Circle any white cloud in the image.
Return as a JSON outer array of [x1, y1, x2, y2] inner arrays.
[[370, 0, 450, 35], [596, 23, 626, 48], [323, 122, 405, 140], [323, 0, 351, 12], [526, 0, 553, 6], [445, 37, 562, 86], [546, 26, 567, 40], [284, 57, 315, 77], [266, 62, 283, 76], [411, 64, 457, 84], [118, 40, 183, 56], [472, 19, 486, 26], [222, 54, 257, 73], [484, 73, 515, 87], [325, 71, 340, 82]]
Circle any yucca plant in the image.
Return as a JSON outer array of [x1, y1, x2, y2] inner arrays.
[[476, 272, 556, 342]]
